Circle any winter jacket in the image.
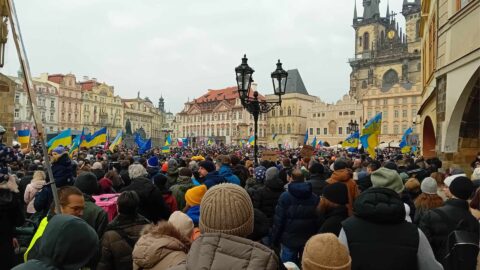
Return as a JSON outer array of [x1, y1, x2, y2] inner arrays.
[[163, 192, 178, 212], [24, 180, 45, 214], [356, 174, 372, 192], [271, 182, 319, 250], [170, 176, 195, 211], [218, 165, 241, 185], [119, 169, 131, 187], [232, 164, 249, 187], [147, 166, 161, 180], [326, 169, 359, 215], [0, 179, 25, 270], [120, 177, 171, 223], [92, 168, 106, 181], [166, 168, 179, 188], [97, 214, 150, 270], [82, 194, 109, 238], [186, 205, 200, 227], [13, 215, 99, 270], [341, 187, 420, 270], [168, 233, 281, 270], [51, 153, 75, 187], [306, 173, 328, 196], [419, 198, 480, 264], [252, 175, 284, 225], [203, 171, 227, 189], [132, 222, 190, 270], [318, 205, 348, 236]]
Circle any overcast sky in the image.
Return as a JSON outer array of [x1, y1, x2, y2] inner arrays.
[[3, 0, 406, 113]]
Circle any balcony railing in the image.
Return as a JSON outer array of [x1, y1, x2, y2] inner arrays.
[[348, 51, 372, 63]]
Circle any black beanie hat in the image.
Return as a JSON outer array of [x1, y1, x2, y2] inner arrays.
[[309, 162, 324, 175], [74, 172, 99, 195], [334, 160, 348, 171], [199, 160, 216, 173], [449, 176, 474, 200], [323, 182, 348, 205]]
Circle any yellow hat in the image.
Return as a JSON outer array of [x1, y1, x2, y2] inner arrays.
[[185, 185, 207, 206]]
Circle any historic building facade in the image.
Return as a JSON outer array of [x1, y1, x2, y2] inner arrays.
[[176, 85, 267, 146], [419, 0, 479, 171], [12, 75, 59, 135], [79, 79, 123, 138], [349, 0, 422, 142], [266, 69, 317, 148], [0, 74, 16, 145], [306, 95, 363, 146]]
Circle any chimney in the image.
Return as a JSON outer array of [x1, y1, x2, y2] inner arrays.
[[83, 76, 89, 81], [251, 82, 258, 92]]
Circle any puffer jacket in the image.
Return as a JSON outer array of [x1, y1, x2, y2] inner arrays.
[[24, 180, 45, 214], [166, 168, 179, 188], [327, 168, 359, 215], [168, 233, 281, 270], [170, 176, 195, 211], [51, 153, 75, 187], [271, 182, 319, 250], [306, 173, 328, 196], [133, 222, 190, 270], [252, 175, 284, 225], [218, 165, 241, 185], [97, 214, 150, 270]]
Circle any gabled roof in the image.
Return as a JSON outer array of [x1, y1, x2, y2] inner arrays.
[[285, 69, 309, 95]]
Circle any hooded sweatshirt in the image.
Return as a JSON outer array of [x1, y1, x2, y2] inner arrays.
[[13, 215, 99, 270], [327, 168, 359, 215]]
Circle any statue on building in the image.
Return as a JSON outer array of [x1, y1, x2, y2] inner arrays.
[[125, 119, 132, 135]]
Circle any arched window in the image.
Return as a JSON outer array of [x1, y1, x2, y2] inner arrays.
[[271, 124, 275, 134], [363, 32, 370, 50], [287, 124, 291, 134], [380, 31, 385, 44], [287, 107, 292, 116], [271, 109, 275, 117], [382, 69, 399, 89], [279, 124, 283, 134], [362, 80, 367, 89], [280, 107, 284, 116]]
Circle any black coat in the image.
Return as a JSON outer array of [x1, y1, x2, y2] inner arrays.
[[306, 173, 328, 196], [419, 199, 480, 263], [120, 177, 170, 223], [252, 176, 284, 225], [356, 174, 372, 192], [271, 182, 319, 250], [318, 206, 348, 236], [0, 190, 25, 270], [51, 153, 75, 187]]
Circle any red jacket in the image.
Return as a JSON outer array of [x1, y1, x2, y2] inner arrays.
[[162, 193, 178, 212]]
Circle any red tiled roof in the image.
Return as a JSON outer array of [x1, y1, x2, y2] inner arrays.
[[192, 86, 265, 104], [79, 80, 99, 91], [47, 74, 65, 84]]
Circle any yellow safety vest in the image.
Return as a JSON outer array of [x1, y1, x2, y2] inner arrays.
[[24, 216, 49, 262]]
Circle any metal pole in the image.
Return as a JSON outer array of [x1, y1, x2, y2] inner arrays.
[[6, 0, 62, 214], [254, 111, 258, 166]]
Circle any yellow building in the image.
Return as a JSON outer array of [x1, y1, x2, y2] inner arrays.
[[79, 79, 123, 137], [350, 0, 422, 142], [419, 0, 479, 171], [306, 95, 363, 146], [266, 69, 316, 148], [0, 73, 16, 145]]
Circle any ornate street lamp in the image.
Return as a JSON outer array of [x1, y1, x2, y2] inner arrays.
[[348, 119, 359, 133], [235, 55, 288, 165]]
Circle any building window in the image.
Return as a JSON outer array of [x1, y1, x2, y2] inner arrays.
[[412, 109, 417, 117], [287, 124, 292, 134], [61, 113, 65, 121], [338, 127, 343, 135], [14, 109, 19, 117], [239, 112, 242, 119], [324, 128, 327, 135], [367, 111, 372, 119], [271, 125, 275, 134], [375, 99, 380, 106], [402, 125, 407, 132], [383, 125, 388, 134], [402, 110, 407, 118], [322, 113, 325, 117], [363, 32, 369, 50], [350, 111, 355, 115], [338, 112, 342, 116], [403, 97, 407, 104], [359, 36, 362, 47], [15, 94, 19, 103], [412, 96, 417, 104], [394, 125, 399, 134], [271, 110, 275, 117], [383, 110, 388, 118], [280, 108, 284, 116], [50, 112, 54, 121], [394, 98, 399, 105], [288, 107, 292, 116], [383, 99, 388, 105], [309, 128, 313, 135], [362, 80, 367, 89], [394, 110, 399, 117], [279, 124, 283, 134], [316, 128, 320, 135]]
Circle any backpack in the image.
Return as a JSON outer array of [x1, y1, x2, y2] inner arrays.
[[433, 209, 479, 270]]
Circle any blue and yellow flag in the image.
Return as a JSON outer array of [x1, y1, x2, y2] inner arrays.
[[360, 113, 382, 158], [69, 133, 81, 157], [109, 131, 123, 152], [342, 131, 360, 148], [303, 130, 309, 145], [248, 135, 255, 146], [399, 127, 413, 154], [48, 129, 72, 152], [311, 136, 317, 148], [162, 134, 171, 153], [18, 129, 30, 144], [86, 127, 107, 147]]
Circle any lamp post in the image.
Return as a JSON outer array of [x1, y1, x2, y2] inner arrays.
[[348, 119, 359, 134], [235, 54, 287, 165]]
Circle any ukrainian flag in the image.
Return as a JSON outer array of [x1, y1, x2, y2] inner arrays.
[[87, 127, 107, 147], [18, 129, 30, 144], [69, 134, 81, 157], [248, 135, 255, 146], [360, 113, 382, 158], [162, 134, 171, 153], [109, 131, 123, 152], [311, 136, 317, 148], [303, 130, 308, 145], [342, 131, 360, 148], [48, 129, 72, 152], [400, 127, 413, 154]]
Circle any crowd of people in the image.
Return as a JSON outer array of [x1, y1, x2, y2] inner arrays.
[[1, 131, 480, 270]]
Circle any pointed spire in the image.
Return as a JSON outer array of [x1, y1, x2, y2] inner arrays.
[[353, 0, 358, 21], [403, 0, 409, 6], [400, 27, 403, 40], [386, 0, 390, 19]]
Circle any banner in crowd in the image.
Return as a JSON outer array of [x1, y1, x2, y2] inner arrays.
[[360, 112, 382, 158], [109, 131, 123, 152], [47, 129, 72, 152], [342, 131, 360, 148]]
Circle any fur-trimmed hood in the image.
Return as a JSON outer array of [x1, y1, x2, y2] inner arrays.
[[0, 175, 19, 193]]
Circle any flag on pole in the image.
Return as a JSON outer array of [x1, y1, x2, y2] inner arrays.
[[360, 113, 382, 158], [399, 127, 413, 154], [140, 138, 152, 154], [303, 129, 309, 145], [109, 131, 123, 152], [248, 135, 255, 146], [311, 136, 317, 148], [69, 134, 81, 157], [87, 127, 107, 147], [47, 129, 72, 152], [18, 129, 30, 144], [162, 134, 171, 153], [342, 131, 360, 148]]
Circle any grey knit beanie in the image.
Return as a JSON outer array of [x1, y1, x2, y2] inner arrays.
[[200, 183, 254, 237], [421, 177, 438, 195], [265, 167, 279, 182]]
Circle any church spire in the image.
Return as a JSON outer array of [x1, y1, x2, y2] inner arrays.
[[363, 0, 380, 20], [386, 0, 390, 20], [353, 0, 358, 22]]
